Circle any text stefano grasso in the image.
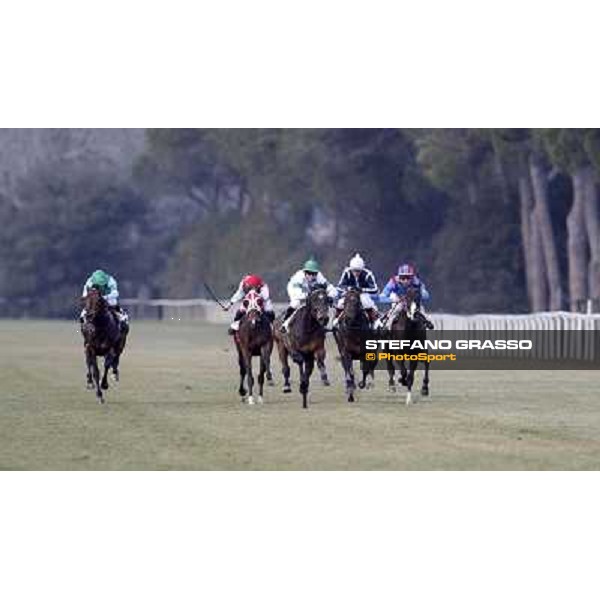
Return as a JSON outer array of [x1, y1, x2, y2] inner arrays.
[[364, 339, 533, 351]]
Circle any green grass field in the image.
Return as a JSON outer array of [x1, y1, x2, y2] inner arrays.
[[1, 320, 600, 470]]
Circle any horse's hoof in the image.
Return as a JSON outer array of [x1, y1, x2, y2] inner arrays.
[[321, 378, 330, 387], [267, 379, 275, 387], [112, 371, 119, 383], [400, 378, 408, 387], [358, 381, 366, 390], [283, 387, 292, 394], [247, 396, 255, 405], [405, 391, 413, 405], [421, 388, 430, 397], [388, 385, 396, 393], [86, 383, 94, 390], [257, 396, 264, 404], [348, 396, 355, 403], [97, 396, 105, 404], [101, 382, 109, 391]]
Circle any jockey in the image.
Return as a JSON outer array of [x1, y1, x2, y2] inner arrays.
[[379, 263, 433, 329], [333, 253, 379, 327], [280, 257, 337, 333], [225, 274, 274, 334], [80, 269, 129, 330]]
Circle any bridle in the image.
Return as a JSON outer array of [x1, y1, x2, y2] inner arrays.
[[84, 287, 106, 322], [242, 290, 264, 326], [307, 287, 329, 326]]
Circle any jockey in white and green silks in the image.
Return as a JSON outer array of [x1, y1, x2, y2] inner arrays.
[[80, 269, 129, 328], [280, 258, 338, 332]]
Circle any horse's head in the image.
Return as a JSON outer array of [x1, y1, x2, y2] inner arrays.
[[307, 285, 330, 327], [342, 287, 362, 321], [82, 286, 106, 321], [242, 290, 264, 328], [405, 286, 421, 321]]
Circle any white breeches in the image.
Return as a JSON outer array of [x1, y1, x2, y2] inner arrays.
[[290, 296, 305, 309]]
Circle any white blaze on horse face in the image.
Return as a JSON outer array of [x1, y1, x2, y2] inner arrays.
[[244, 290, 264, 313], [408, 301, 417, 319]]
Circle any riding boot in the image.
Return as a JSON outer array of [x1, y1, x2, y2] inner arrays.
[[280, 306, 295, 333], [228, 310, 244, 335], [113, 306, 130, 334]]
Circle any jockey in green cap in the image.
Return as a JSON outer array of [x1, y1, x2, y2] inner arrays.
[[280, 257, 337, 332], [80, 269, 129, 331]]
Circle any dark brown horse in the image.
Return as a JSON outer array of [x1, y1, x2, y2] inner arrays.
[[333, 288, 376, 403], [234, 290, 273, 405], [273, 285, 330, 409], [80, 288, 127, 403], [385, 287, 430, 404]]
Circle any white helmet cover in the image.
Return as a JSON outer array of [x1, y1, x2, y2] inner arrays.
[[349, 253, 365, 270]]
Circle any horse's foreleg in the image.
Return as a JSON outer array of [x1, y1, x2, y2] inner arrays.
[[88, 349, 103, 403], [406, 360, 417, 405], [265, 341, 274, 387], [299, 354, 315, 409], [112, 353, 120, 382], [278, 342, 292, 394], [238, 350, 247, 400], [101, 354, 111, 391], [399, 360, 408, 387], [245, 351, 255, 405], [257, 348, 268, 404], [85, 346, 94, 390], [359, 359, 375, 390], [421, 361, 430, 397], [316, 347, 330, 386], [342, 354, 356, 403], [387, 360, 396, 392]]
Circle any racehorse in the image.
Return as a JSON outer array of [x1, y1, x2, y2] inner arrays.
[[273, 285, 331, 409], [385, 287, 430, 405], [333, 287, 376, 403], [234, 290, 273, 405], [80, 287, 128, 404]]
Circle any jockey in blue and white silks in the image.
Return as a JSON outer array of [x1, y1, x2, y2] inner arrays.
[[334, 253, 379, 326], [379, 263, 433, 329]]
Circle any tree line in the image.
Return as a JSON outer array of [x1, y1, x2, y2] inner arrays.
[[0, 129, 598, 317]]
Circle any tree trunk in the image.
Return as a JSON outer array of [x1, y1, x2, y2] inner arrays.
[[582, 169, 600, 300], [518, 174, 534, 308], [567, 168, 589, 311], [529, 154, 563, 310], [530, 206, 548, 312]]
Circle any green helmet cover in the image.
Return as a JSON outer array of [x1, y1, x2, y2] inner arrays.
[[91, 269, 110, 288], [303, 258, 320, 273]]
